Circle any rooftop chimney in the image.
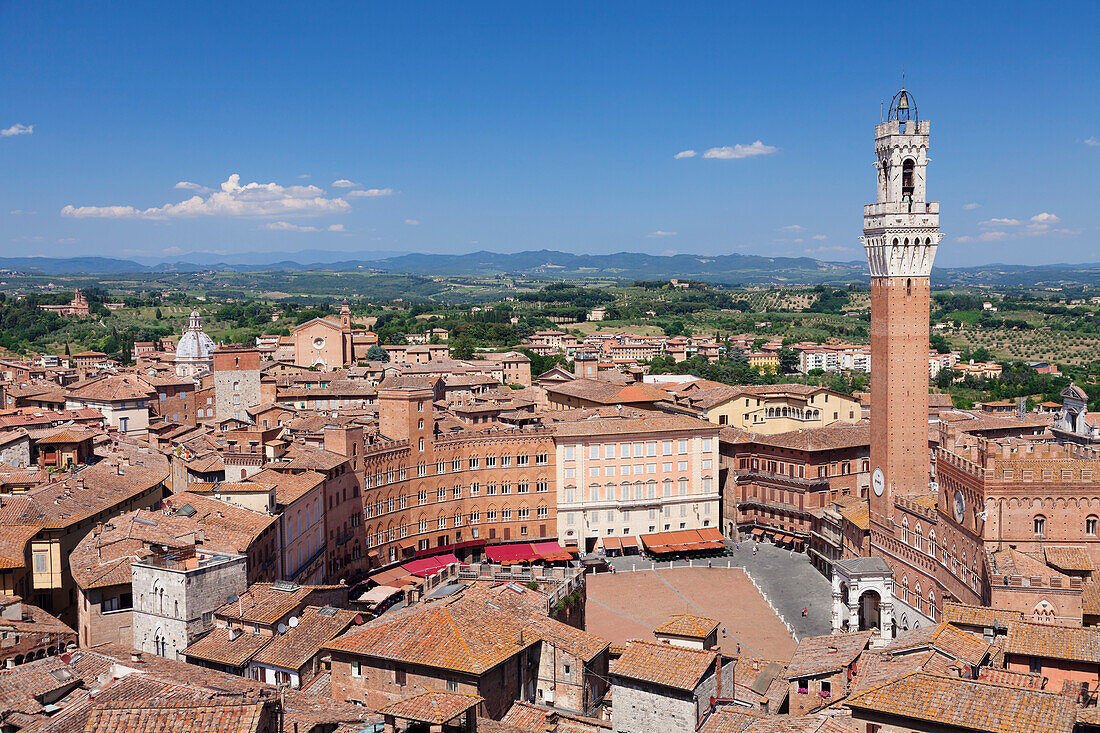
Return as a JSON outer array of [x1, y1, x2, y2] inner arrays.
[[130, 651, 142, 663]]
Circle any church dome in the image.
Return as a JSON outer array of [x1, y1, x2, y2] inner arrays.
[[176, 310, 215, 361], [888, 88, 917, 123]]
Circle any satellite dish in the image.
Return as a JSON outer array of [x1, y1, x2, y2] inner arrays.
[[227, 594, 239, 604], [277, 623, 287, 635], [60, 652, 72, 664], [353, 614, 365, 625], [288, 616, 299, 628]]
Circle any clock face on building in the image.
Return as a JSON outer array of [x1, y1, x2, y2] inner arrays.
[[954, 490, 966, 523], [872, 468, 885, 496]]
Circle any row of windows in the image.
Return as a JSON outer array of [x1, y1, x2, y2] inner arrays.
[[1032, 514, 1099, 538], [365, 481, 550, 517], [563, 478, 714, 503], [366, 454, 549, 488], [738, 457, 867, 478], [565, 460, 709, 478], [366, 507, 550, 547], [900, 575, 937, 621], [564, 438, 712, 462]]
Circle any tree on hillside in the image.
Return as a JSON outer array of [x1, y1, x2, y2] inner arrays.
[[365, 344, 389, 362]]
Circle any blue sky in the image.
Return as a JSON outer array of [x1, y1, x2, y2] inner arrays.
[[2, 1, 1097, 267]]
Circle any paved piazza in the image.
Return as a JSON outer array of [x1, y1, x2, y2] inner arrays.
[[587, 541, 833, 660]]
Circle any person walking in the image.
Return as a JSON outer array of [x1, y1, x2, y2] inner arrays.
[[802, 607, 808, 617], [753, 545, 757, 557]]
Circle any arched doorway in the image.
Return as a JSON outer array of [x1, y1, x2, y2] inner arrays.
[[858, 590, 881, 632]]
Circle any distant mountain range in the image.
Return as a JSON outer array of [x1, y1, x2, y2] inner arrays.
[[2, 250, 1100, 287]]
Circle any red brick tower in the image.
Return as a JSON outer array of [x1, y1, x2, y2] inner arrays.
[[862, 88, 943, 533]]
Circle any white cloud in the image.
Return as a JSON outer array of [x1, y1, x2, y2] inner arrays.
[[1, 124, 33, 137], [57, 237, 79, 244], [347, 188, 395, 198], [62, 174, 351, 219], [174, 181, 213, 194], [265, 221, 321, 232], [404, 219, 420, 226], [266, 221, 346, 233], [1085, 137, 1099, 147], [963, 202, 981, 210], [958, 211, 1073, 244], [702, 141, 777, 159], [9, 209, 36, 215], [812, 234, 828, 241], [332, 179, 359, 188], [674, 150, 697, 159], [646, 230, 677, 238], [779, 224, 804, 232], [297, 173, 311, 179]]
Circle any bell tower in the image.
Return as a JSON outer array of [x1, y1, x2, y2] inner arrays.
[[862, 88, 943, 532]]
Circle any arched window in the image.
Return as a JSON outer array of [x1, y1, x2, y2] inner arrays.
[[154, 628, 166, 658], [1034, 515, 1046, 537], [902, 575, 910, 603], [928, 529, 937, 557], [902, 516, 910, 545], [902, 159, 915, 199], [928, 590, 936, 621], [1087, 516, 1098, 537], [914, 582, 922, 612]]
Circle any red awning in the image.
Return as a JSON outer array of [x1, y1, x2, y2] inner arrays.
[[485, 543, 540, 565], [750, 528, 765, 536], [640, 529, 727, 555], [370, 566, 413, 586], [602, 537, 622, 551], [533, 541, 573, 561], [621, 536, 639, 548], [401, 552, 463, 578]]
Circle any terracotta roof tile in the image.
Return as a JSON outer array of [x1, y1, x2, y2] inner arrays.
[[610, 640, 717, 692], [182, 627, 273, 667], [252, 605, 358, 671], [783, 632, 871, 679], [82, 698, 269, 733], [70, 509, 257, 590], [884, 622, 992, 667], [377, 691, 483, 724], [1043, 545, 1095, 572], [1006, 621, 1100, 664], [653, 613, 720, 639], [0, 455, 167, 529], [944, 602, 1025, 629], [845, 671, 1075, 733], [0, 523, 39, 569]]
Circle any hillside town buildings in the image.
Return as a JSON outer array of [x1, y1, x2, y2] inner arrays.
[[0, 86, 1096, 733]]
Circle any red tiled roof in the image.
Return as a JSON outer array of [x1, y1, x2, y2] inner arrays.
[[846, 671, 1075, 733], [653, 613, 720, 639], [377, 691, 483, 724], [82, 699, 270, 733], [610, 640, 717, 692]]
